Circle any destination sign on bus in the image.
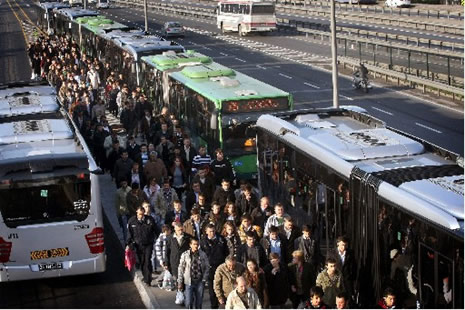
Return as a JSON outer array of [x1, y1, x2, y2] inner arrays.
[[223, 97, 288, 113]]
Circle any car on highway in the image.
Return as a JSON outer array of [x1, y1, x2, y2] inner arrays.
[[96, 0, 109, 9], [384, 0, 411, 7], [162, 21, 185, 37]]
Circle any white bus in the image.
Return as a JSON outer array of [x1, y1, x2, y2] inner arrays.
[[256, 109, 464, 308], [0, 84, 105, 281], [217, 0, 277, 36]]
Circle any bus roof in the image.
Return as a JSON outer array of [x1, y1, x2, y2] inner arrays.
[[0, 86, 59, 118], [109, 34, 184, 60], [54, 8, 99, 20], [256, 110, 464, 232], [76, 16, 128, 34], [141, 50, 212, 72], [0, 85, 98, 174], [168, 62, 290, 105], [39, 2, 70, 11]]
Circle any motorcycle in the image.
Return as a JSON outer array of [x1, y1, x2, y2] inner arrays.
[[352, 71, 370, 93]]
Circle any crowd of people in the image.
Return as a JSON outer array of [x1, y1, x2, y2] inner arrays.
[[28, 34, 402, 309]]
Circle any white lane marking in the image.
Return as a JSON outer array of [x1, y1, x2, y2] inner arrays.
[[256, 65, 266, 70], [279, 73, 293, 79], [304, 82, 320, 89], [371, 106, 393, 116], [339, 94, 354, 101], [235, 58, 246, 63], [415, 122, 443, 134], [219, 52, 229, 56]]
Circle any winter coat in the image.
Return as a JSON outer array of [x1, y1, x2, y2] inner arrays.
[[294, 236, 321, 266], [115, 186, 131, 216], [264, 263, 290, 306], [235, 192, 258, 215], [154, 188, 179, 219], [114, 157, 134, 184], [164, 233, 191, 279], [201, 211, 226, 234], [165, 210, 188, 226], [200, 234, 228, 269], [192, 173, 216, 205], [279, 226, 302, 264], [237, 243, 268, 269], [251, 206, 273, 230], [177, 249, 210, 285], [143, 158, 168, 185], [126, 215, 156, 246], [260, 235, 288, 265], [315, 269, 345, 308], [288, 262, 317, 300], [225, 287, 262, 310], [213, 262, 246, 301], [210, 158, 235, 185], [213, 187, 236, 208], [126, 190, 148, 217]]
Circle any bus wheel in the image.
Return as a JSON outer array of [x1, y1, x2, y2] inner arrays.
[[238, 25, 244, 37]]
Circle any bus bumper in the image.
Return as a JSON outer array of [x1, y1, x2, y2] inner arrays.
[[0, 253, 106, 282]]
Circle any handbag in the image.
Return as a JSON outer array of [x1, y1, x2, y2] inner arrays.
[[175, 290, 185, 305], [124, 247, 136, 271]]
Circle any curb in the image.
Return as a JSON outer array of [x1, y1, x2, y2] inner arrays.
[[99, 174, 161, 309]]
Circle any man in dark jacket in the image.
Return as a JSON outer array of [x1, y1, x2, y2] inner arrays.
[[210, 148, 236, 186], [120, 101, 138, 137], [201, 202, 225, 234], [127, 206, 157, 286], [165, 200, 188, 227], [294, 224, 321, 268], [192, 166, 216, 206], [113, 150, 134, 187], [126, 183, 147, 217], [279, 216, 301, 264], [328, 236, 356, 299], [185, 181, 201, 216], [212, 179, 236, 208], [251, 196, 273, 230], [163, 222, 191, 279], [235, 184, 258, 215], [237, 231, 268, 268], [200, 224, 229, 309]]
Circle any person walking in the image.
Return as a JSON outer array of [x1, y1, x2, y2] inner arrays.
[[164, 222, 191, 280], [115, 179, 131, 241], [178, 238, 210, 309], [214, 255, 246, 308], [126, 206, 157, 286], [288, 250, 317, 308], [244, 258, 269, 308], [316, 257, 345, 308], [264, 253, 290, 308], [225, 276, 262, 309], [201, 224, 229, 309]]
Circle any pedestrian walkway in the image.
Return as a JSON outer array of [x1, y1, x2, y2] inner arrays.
[[99, 171, 211, 308]]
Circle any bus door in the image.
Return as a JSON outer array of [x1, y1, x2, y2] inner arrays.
[[418, 242, 458, 308]]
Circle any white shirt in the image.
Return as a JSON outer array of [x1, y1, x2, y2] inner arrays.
[[339, 250, 346, 265]]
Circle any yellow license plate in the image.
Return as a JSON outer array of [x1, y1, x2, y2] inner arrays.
[[30, 247, 69, 260]]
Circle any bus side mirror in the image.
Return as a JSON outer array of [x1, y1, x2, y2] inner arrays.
[[210, 112, 218, 130]]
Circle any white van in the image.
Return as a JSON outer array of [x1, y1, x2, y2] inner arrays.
[[96, 0, 109, 9], [384, 0, 411, 8]]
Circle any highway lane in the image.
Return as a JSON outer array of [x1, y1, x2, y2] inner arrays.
[[147, 0, 465, 45], [100, 4, 464, 155], [115, 1, 464, 80]]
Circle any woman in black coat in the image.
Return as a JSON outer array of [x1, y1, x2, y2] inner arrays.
[[264, 252, 290, 308]]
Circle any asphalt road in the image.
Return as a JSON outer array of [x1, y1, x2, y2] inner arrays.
[[100, 4, 464, 155]]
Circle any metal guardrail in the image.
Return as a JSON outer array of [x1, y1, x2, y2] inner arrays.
[[112, 0, 464, 101], [275, 3, 464, 35], [274, 0, 464, 20], [339, 56, 464, 100]]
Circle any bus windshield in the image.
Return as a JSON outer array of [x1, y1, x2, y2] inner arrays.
[[252, 5, 275, 15], [0, 175, 91, 228]]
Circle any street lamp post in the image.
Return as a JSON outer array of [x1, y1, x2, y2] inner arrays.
[[330, 0, 339, 108], [144, 0, 149, 32]]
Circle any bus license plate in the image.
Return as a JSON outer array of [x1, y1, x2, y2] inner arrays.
[[38, 262, 63, 271]]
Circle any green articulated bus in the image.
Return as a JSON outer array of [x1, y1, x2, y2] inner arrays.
[[141, 51, 293, 180]]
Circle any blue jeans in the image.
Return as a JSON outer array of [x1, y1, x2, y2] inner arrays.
[[184, 279, 204, 309], [117, 214, 128, 242]]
